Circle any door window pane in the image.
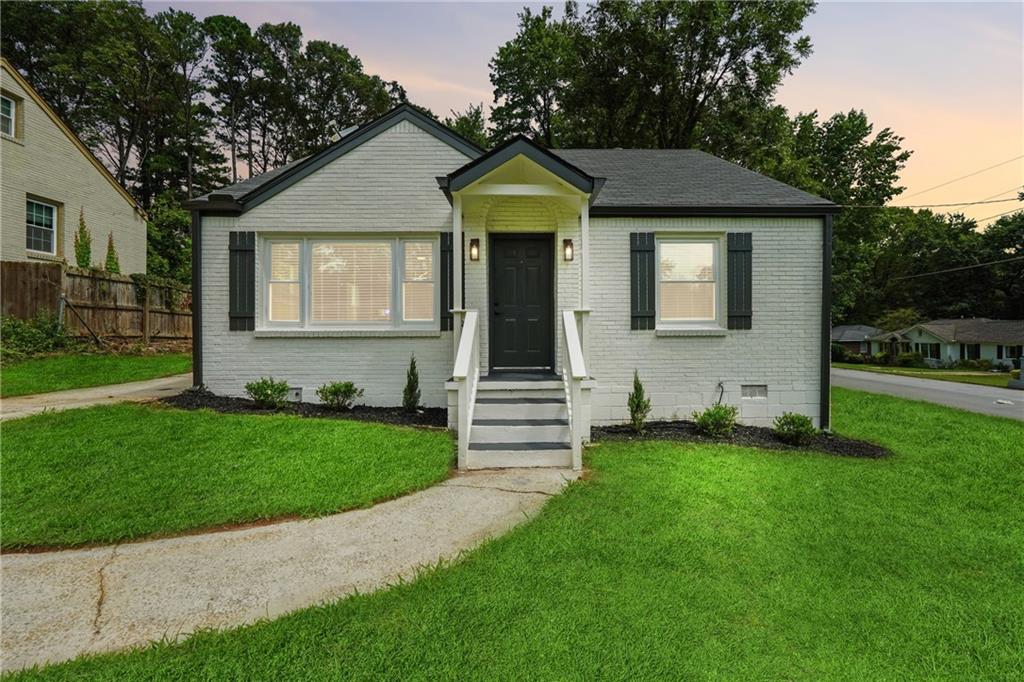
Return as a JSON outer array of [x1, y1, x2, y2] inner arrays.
[[311, 242, 392, 322]]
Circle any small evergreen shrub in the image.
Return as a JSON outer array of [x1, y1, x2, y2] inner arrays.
[[627, 369, 652, 434], [692, 403, 738, 438], [871, 351, 890, 365], [316, 381, 364, 411], [73, 208, 93, 267], [895, 352, 925, 368], [244, 377, 290, 409], [0, 313, 77, 362], [403, 354, 420, 412], [843, 354, 865, 365], [773, 412, 817, 446], [830, 343, 848, 362], [105, 232, 121, 273]]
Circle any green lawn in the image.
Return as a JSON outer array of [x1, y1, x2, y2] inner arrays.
[[1, 353, 192, 397], [833, 361, 1014, 388], [0, 405, 453, 549], [11, 389, 1022, 680]]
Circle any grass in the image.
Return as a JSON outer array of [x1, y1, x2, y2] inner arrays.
[[0, 404, 453, 549], [833, 361, 1014, 388], [11, 389, 1023, 680], [0, 353, 192, 397]]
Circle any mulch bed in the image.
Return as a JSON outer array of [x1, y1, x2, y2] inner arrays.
[[592, 420, 889, 458], [161, 388, 448, 428]]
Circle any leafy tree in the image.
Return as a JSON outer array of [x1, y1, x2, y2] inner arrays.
[[145, 194, 192, 283], [443, 103, 489, 149], [105, 232, 121, 274], [980, 211, 1024, 319], [873, 308, 922, 333], [204, 14, 257, 184], [73, 209, 93, 268]]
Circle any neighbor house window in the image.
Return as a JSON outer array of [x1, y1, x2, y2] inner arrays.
[[262, 237, 436, 328], [999, 344, 1023, 360], [915, 342, 940, 359], [960, 343, 981, 360], [26, 199, 56, 254], [0, 95, 14, 137], [657, 239, 717, 325]]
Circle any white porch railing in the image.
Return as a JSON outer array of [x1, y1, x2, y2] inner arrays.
[[452, 309, 480, 469], [560, 310, 588, 470]]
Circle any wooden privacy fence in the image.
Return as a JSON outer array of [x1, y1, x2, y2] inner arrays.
[[1, 261, 192, 340]]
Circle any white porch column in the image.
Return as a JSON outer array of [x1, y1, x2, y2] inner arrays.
[[452, 194, 463, 356], [579, 196, 591, 372]]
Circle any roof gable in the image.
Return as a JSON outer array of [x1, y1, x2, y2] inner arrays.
[[444, 135, 596, 194], [192, 104, 484, 213], [1, 58, 144, 216]]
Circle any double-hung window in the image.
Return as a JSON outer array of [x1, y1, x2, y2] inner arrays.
[[657, 239, 718, 327], [262, 237, 436, 329], [26, 199, 56, 255], [1, 95, 15, 137]]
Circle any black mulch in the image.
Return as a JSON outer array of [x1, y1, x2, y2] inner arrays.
[[161, 388, 448, 428], [592, 420, 889, 458]]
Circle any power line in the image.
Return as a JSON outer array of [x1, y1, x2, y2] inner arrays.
[[842, 197, 1022, 209], [892, 256, 1024, 281], [903, 155, 1024, 198], [976, 207, 1022, 223], [980, 185, 1023, 202]]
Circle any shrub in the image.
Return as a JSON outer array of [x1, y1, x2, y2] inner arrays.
[[105, 232, 120, 274], [692, 403, 738, 438], [0, 313, 78, 362], [830, 343, 848, 362], [73, 208, 92, 267], [1012, 369, 1021, 380], [895, 352, 925, 368], [773, 412, 817, 446], [244, 377, 290, 409], [403, 354, 420, 412], [843, 354, 865, 365], [316, 381, 364, 411], [627, 370, 652, 434], [871, 351, 890, 365]]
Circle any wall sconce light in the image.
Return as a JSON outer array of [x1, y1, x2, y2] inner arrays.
[[563, 238, 574, 261], [469, 238, 480, 261]]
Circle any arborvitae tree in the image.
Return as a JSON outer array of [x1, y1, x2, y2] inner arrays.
[[403, 354, 421, 412], [627, 370, 651, 434], [104, 232, 121, 274], [73, 208, 92, 267]]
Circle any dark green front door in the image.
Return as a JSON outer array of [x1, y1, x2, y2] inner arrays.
[[489, 234, 554, 370]]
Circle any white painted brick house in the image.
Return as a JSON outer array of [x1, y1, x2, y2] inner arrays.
[[188, 105, 838, 470]]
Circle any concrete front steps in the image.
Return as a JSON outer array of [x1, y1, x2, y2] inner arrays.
[[466, 374, 571, 469]]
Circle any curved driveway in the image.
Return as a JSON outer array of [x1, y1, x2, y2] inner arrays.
[[832, 368, 1023, 420]]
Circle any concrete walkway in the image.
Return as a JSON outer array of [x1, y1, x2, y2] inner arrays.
[[0, 373, 192, 421], [832, 368, 1023, 420], [0, 468, 579, 673]]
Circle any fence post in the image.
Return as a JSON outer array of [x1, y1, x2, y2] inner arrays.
[[142, 284, 151, 343]]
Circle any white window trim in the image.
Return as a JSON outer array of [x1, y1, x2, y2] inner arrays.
[[26, 198, 57, 256], [655, 236, 723, 330], [0, 95, 15, 137], [258, 235, 439, 331]]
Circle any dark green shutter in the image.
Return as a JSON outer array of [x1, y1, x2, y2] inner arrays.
[[630, 233, 655, 330], [440, 232, 453, 331], [228, 231, 255, 331], [727, 233, 752, 330]]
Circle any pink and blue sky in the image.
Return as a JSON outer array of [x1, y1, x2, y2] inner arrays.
[[146, 1, 1023, 224]]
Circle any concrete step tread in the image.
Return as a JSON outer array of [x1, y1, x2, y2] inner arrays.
[[473, 418, 568, 426], [476, 397, 565, 405], [469, 441, 571, 451]]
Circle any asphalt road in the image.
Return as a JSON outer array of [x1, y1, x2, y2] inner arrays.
[[831, 368, 1023, 421]]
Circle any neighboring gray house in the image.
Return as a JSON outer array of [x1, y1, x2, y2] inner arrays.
[[832, 324, 880, 356], [187, 105, 838, 470], [870, 318, 1024, 368]]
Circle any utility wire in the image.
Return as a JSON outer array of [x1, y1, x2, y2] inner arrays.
[[842, 197, 1022, 209], [903, 155, 1023, 198], [892, 256, 1024, 281], [976, 207, 1022, 223], [979, 185, 1023, 202]]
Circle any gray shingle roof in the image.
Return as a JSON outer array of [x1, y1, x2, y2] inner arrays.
[[831, 325, 881, 343], [871, 319, 1024, 344], [204, 157, 308, 201], [553, 149, 836, 210]]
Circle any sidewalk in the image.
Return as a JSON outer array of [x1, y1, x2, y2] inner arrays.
[[0, 373, 192, 420]]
